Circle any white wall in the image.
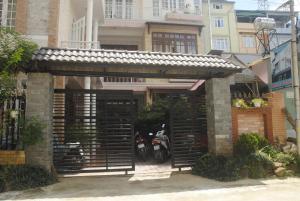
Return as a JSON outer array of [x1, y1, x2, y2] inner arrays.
[[58, 0, 76, 47]]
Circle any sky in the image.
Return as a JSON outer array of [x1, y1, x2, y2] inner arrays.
[[234, 0, 300, 11]]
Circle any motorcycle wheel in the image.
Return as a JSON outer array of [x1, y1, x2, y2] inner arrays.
[[138, 148, 147, 161], [154, 149, 167, 163]]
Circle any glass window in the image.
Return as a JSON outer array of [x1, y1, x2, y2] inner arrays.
[[213, 37, 229, 51], [152, 32, 197, 54], [213, 3, 223, 9], [153, 0, 160, 16], [194, 0, 202, 15], [125, 0, 133, 19], [214, 17, 224, 28], [105, 0, 134, 19], [115, 0, 123, 19], [105, 0, 113, 18], [242, 36, 255, 48], [0, 0, 16, 29], [162, 0, 168, 10], [178, 0, 184, 10]]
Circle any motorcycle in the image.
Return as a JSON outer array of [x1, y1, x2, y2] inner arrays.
[[152, 124, 170, 163], [135, 132, 149, 161], [62, 142, 85, 170]]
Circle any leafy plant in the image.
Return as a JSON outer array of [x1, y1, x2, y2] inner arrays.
[[0, 28, 37, 73], [20, 117, 45, 147], [247, 150, 274, 179], [0, 71, 16, 104], [0, 165, 56, 192], [273, 152, 296, 167], [233, 133, 269, 158], [232, 98, 249, 108], [192, 154, 240, 181], [251, 98, 267, 107]]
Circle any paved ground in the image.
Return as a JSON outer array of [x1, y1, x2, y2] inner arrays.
[[1, 170, 300, 201]]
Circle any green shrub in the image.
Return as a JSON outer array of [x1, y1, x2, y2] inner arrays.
[[20, 117, 45, 147], [234, 133, 269, 158], [0, 165, 56, 192], [273, 152, 296, 167], [295, 155, 300, 174], [192, 154, 240, 181], [246, 151, 274, 179]]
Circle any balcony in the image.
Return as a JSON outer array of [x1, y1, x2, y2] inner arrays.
[[165, 11, 203, 22], [60, 41, 101, 49]]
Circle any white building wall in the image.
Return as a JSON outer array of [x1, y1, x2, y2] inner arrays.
[[58, 0, 76, 46]]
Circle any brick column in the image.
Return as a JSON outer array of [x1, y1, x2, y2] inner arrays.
[[205, 78, 233, 155], [25, 73, 54, 171]]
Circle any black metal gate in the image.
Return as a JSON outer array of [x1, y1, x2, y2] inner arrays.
[[170, 93, 207, 168], [0, 96, 26, 150], [53, 89, 135, 173]]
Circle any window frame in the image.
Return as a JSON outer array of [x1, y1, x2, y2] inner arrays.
[[0, 0, 16, 29], [105, 0, 134, 19], [214, 17, 224, 28], [213, 37, 229, 51], [152, 32, 198, 54], [242, 35, 256, 48], [213, 3, 223, 9]]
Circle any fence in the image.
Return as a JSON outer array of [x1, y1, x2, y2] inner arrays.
[[0, 96, 26, 150]]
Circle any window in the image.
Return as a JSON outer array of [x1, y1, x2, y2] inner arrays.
[[105, 0, 113, 18], [0, 0, 16, 29], [152, 32, 197, 54], [125, 0, 133, 19], [194, 0, 202, 15], [214, 17, 224, 28], [153, 0, 160, 16], [242, 36, 255, 48], [213, 37, 229, 51], [213, 3, 223, 9], [115, 0, 123, 19], [105, 0, 134, 19]]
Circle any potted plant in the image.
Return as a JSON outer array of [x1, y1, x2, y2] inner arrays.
[[232, 99, 248, 108], [251, 98, 267, 108]]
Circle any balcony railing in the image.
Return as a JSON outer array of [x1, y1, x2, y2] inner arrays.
[[60, 41, 101, 49]]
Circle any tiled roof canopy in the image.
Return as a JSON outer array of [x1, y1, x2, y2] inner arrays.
[[30, 48, 244, 79]]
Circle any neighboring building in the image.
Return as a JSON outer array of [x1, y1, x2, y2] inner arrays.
[[236, 10, 292, 54], [202, 0, 239, 53], [1, 0, 273, 105]]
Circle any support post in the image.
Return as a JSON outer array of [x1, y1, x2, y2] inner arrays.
[[93, 20, 99, 48], [86, 0, 94, 48], [25, 73, 54, 171], [290, 0, 300, 155], [205, 78, 233, 155]]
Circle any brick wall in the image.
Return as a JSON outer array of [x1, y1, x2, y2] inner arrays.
[[0, 151, 25, 165], [232, 92, 287, 145], [237, 113, 265, 136], [264, 92, 287, 144], [15, 0, 28, 34]]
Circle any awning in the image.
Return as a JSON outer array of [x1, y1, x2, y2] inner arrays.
[[29, 48, 244, 79]]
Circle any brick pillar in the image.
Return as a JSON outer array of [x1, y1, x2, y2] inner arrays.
[[264, 92, 287, 144], [205, 78, 233, 155], [25, 73, 53, 171]]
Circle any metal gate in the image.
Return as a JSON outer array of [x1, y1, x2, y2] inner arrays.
[[53, 89, 135, 173], [170, 93, 207, 168]]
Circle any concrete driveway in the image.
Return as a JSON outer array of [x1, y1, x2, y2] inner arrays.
[[1, 172, 300, 201]]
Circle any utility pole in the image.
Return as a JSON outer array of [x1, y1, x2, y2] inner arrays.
[[290, 0, 300, 154]]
